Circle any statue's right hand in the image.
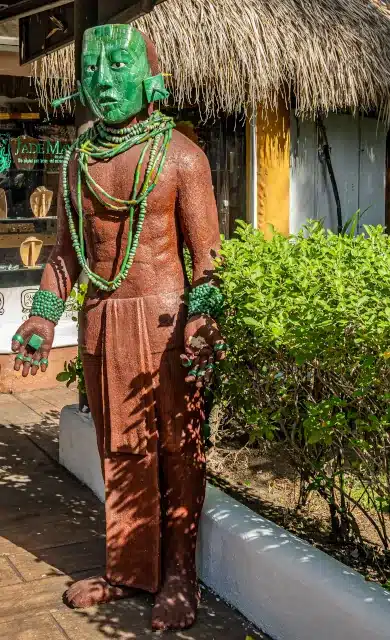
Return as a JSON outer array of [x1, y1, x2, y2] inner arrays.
[[11, 317, 55, 377]]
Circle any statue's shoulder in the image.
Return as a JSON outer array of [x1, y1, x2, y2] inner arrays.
[[170, 129, 210, 173]]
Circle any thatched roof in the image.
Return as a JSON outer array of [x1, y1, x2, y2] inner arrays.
[[34, 0, 390, 120]]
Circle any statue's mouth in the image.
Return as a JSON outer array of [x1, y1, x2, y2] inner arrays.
[[99, 96, 117, 105]]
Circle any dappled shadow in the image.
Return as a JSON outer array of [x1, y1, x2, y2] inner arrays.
[[0, 275, 266, 636], [0, 329, 265, 640], [207, 471, 390, 587], [0, 418, 263, 638], [63, 587, 265, 640], [12, 408, 62, 461], [201, 487, 390, 634]]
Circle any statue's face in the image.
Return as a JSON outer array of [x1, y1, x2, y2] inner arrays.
[[82, 25, 150, 124]]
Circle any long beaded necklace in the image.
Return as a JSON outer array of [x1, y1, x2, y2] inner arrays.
[[62, 111, 175, 292]]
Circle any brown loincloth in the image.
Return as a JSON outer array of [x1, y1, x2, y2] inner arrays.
[[81, 291, 195, 592]]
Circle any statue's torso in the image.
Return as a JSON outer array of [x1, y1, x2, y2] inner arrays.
[[70, 131, 188, 301]]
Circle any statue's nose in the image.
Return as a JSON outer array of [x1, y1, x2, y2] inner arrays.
[[96, 55, 113, 90]]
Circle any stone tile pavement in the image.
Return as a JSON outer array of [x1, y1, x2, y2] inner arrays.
[[0, 386, 270, 640]]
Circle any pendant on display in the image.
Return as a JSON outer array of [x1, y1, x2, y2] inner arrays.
[[20, 236, 43, 268], [30, 186, 53, 218], [0, 188, 7, 218]]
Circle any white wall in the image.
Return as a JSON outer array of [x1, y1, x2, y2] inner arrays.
[[290, 113, 387, 234]]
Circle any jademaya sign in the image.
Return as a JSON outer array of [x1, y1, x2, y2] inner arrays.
[[14, 138, 72, 165]]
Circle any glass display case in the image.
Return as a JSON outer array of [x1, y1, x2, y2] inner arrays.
[[0, 113, 77, 354], [0, 118, 76, 287]]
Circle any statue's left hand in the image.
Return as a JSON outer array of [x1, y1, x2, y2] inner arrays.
[[182, 314, 227, 388]]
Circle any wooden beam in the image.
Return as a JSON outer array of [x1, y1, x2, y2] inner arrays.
[[0, 1, 70, 23], [16, 0, 170, 66], [1, 0, 168, 25], [19, 2, 74, 66], [385, 129, 390, 233], [246, 113, 258, 228], [74, 0, 98, 131]]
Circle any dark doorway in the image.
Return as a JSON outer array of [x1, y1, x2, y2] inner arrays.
[[169, 109, 247, 238]]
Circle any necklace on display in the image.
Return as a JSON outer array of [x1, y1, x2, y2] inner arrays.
[[62, 111, 175, 292]]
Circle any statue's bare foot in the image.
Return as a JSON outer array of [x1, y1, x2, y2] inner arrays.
[[152, 575, 200, 631], [63, 576, 136, 609]]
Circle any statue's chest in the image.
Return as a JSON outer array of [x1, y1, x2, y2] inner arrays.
[[71, 145, 176, 219]]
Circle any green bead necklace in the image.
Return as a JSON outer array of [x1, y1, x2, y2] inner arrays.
[[63, 111, 175, 292]]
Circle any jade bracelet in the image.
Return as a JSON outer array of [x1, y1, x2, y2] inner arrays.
[[188, 283, 224, 320], [30, 290, 66, 325]]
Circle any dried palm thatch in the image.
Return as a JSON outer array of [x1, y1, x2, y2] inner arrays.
[[33, 0, 390, 121]]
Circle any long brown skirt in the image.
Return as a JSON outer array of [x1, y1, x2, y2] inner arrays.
[[81, 291, 205, 593]]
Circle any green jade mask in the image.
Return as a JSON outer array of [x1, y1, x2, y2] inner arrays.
[[52, 24, 169, 124]]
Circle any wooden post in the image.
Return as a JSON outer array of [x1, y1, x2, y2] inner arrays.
[[74, 0, 98, 132], [74, 1, 98, 290], [246, 111, 258, 229], [256, 97, 291, 238], [385, 129, 390, 233]]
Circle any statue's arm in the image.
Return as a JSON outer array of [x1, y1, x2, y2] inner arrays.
[[40, 175, 82, 299], [177, 141, 226, 387], [11, 173, 82, 377], [176, 144, 221, 286]]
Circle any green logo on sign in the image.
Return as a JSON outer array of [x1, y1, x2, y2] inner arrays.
[[0, 134, 11, 173]]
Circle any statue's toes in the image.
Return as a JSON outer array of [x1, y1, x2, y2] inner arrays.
[[63, 581, 96, 609], [64, 576, 137, 610]]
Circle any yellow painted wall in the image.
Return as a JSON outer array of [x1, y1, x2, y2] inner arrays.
[[256, 101, 290, 237]]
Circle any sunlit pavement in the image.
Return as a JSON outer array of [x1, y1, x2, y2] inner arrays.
[[0, 387, 268, 639]]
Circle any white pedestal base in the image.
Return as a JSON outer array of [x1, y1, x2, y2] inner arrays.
[[59, 405, 104, 502]]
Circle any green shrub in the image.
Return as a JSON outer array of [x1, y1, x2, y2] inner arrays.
[[215, 220, 390, 546]]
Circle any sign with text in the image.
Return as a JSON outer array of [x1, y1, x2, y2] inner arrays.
[[13, 137, 72, 166]]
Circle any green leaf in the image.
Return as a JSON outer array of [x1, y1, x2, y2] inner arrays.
[[243, 317, 261, 327], [56, 372, 71, 382], [307, 431, 324, 445]]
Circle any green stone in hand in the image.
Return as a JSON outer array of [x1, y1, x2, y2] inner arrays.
[[28, 334, 44, 351]]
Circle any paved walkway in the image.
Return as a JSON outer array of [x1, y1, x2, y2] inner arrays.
[[0, 387, 268, 640]]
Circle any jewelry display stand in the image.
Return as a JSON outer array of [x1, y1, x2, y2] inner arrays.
[[19, 236, 43, 268], [0, 188, 7, 219], [30, 186, 53, 218]]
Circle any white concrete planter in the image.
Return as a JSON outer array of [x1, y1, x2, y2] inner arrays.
[[60, 405, 105, 502], [59, 405, 390, 640]]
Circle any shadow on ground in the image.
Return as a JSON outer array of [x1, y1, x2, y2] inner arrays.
[[0, 403, 265, 640]]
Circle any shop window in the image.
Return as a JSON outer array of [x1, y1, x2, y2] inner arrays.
[[0, 117, 75, 287]]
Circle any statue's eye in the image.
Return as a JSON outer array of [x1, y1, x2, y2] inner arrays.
[[87, 64, 97, 73], [112, 62, 126, 69]]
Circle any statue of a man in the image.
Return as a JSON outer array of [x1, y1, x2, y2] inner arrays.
[[11, 24, 226, 631]]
